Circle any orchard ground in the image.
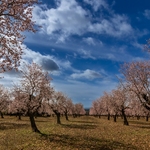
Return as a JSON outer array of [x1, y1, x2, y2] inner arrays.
[[0, 115, 150, 150]]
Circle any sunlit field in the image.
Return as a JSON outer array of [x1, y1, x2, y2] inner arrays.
[[0, 115, 150, 150]]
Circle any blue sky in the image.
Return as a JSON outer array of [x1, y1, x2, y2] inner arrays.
[[1, 0, 150, 108]]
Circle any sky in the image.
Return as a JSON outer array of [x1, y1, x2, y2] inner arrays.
[[1, 0, 150, 108]]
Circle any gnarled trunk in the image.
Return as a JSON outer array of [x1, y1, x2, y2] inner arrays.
[[29, 113, 40, 133], [53, 110, 61, 124]]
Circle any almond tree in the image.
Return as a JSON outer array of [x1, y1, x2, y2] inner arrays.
[[110, 87, 131, 125], [109, 91, 120, 122], [90, 100, 100, 117], [0, 85, 9, 118], [19, 62, 51, 133], [100, 92, 112, 120], [130, 94, 150, 121], [143, 107, 150, 121], [61, 96, 74, 121], [90, 99, 104, 118], [121, 61, 150, 111], [47, 91, 64, 124], [9, 86, 27, 120], [73, 103, 85, 117], [130, 96, 144, 120], [37, 100, 53, 117], [0, 0, 38, 72]]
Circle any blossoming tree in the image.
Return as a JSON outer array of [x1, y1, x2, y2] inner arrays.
[[0, 0, 38, 72]]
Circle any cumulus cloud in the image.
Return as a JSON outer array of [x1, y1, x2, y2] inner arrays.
[[0, 44, 79, 88], [32, 0, 89, 38], [41, 58, 59, 71], [22, 46, 81, 74], [32, 0, 134, 42], [22, 47, 59, 72], [70, 69, 101, 80]]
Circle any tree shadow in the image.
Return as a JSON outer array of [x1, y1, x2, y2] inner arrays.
[[130, 120, 150, 129], [34, 120, 50, 123], [130, 125, 150, 129], [136, 126, 150, 129], [40, 133, 138, 150], [61, 123, 97, 130], [0, 122, 29, 130], [130, 120, 150, 125], [69, 120, 98, 124]]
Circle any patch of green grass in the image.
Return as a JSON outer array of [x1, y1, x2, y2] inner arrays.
[[0, 116, 150, 149]]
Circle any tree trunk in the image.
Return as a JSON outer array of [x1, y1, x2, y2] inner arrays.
[[114, 114, 117, 122], [137, 115, 140, 120], [65, 112, 69, 121], [29, 113, 40, 133], [73, 114, 77, 118], [107, 113, 110, 120], [0, 112, 4, 118], [146, 115, 149, 121], [53, 110, 61, 124], [56, 113, 61, 124], [17, 113, 21, 120], [122, 109, 129, 126]]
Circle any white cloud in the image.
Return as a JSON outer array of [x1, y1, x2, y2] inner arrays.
[[78, 49, 96, 59], [88, 14, 133, 37], [83, 37, 103, 46], [132, 41, 143, 50], [21, 46, 60, 73], [21, 46, 79, 74], [32, 0, 134, 42], [83, 0, 108, 11], [1, 70, 21, 88], [83, 37, 96, 45], [70, 69, 101, 80], [32, 0, 90, 39], [144, 9, 150, 19], [0, 45, 78, 87]]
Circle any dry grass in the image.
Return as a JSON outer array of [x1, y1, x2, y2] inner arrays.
[[0, 115, 150, 150]]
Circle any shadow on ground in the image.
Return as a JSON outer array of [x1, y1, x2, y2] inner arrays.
[[0, 122, 29, 130], [40, 133, 137, 150], [61, 123, 97, 130], [130, 125, 150, 129], [70, 120, 98, 124], [130, 120, 150, 125], [130, 120, 150, 129]]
